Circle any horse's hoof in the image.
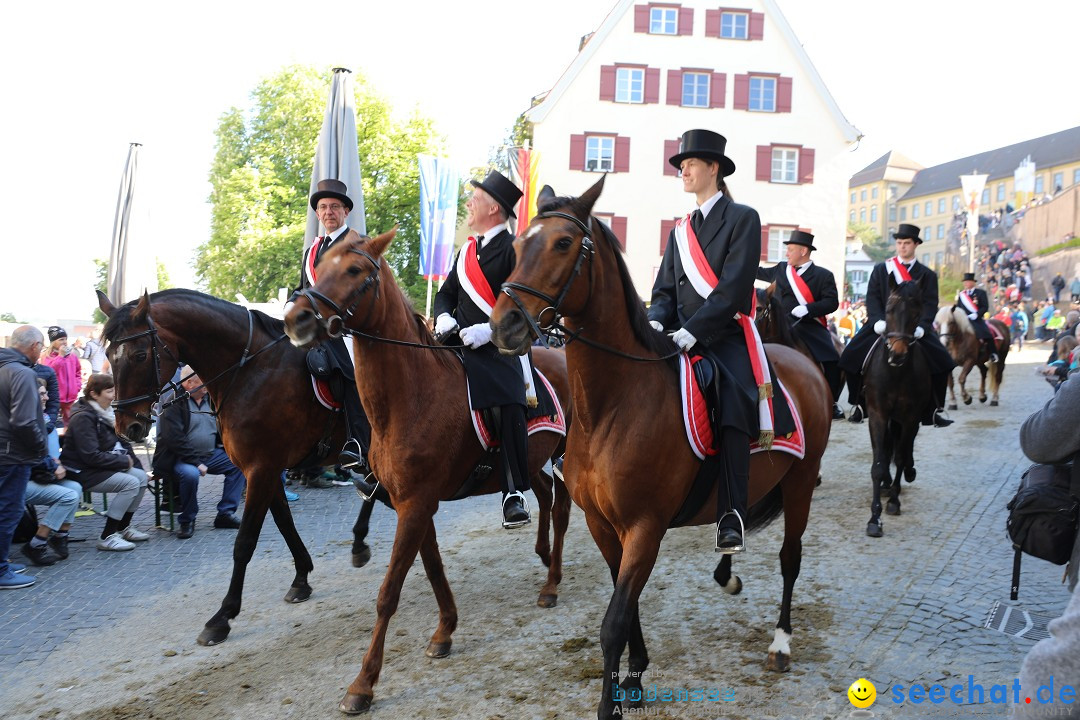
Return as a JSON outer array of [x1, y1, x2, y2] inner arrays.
[[816, 474, 822, 486], [866, 521, 883, 538], [990, 400, 999, 407], [963, 397, 973, 405], [948, 404, 958, 410], [425, 640, 452, 658], [766, 650, 792, 673], [979, 396, 987, 404], [352, 545, 371, 568], [886, 501, 901, 516], [537, 593, 558, 608], [339, 693, 372, 715], [284, 585, 312, 603], [904, 468, 916, 484], [717, 574, 742, 595], [197, 625, 230, 646]]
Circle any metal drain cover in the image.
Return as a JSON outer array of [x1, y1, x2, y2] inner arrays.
[[985, 601, 1053, 641]]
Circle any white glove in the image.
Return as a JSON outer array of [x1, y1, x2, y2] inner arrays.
[[968, 312, 978, 321], [873, 320, 886, 335], [459, 322, 493, 349], [791, 305, 809, 319], [670, 328, 697, 351], [434, 313, 458, 336], [649, 320, 664, 332], [914, 326, 924, 339], [283, 300, 295, 315]]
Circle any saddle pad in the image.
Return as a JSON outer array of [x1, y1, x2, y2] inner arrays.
[[470, 370, 566, 450], [989, 323, 1006, 344], [679, 353, 805, 461], [311, 376, 342, 411]]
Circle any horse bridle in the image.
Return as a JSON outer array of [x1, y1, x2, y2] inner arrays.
[[501, 211, 594, 348], [291, 246, 382, 339]]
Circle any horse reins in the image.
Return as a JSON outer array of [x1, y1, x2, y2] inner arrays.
[[290, 246, 383, 340]]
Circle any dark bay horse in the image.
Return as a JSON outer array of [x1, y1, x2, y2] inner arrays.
[[488, 177, 832, 720], [282, 229, 574, 715], [98, 289, 384, 647], [863, 281, 931, 537], [755, 284, 812, 358], [934, 305, 1009, 407]]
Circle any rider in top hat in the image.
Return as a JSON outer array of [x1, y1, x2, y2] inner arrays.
[[433, 170, 533, 529], [756, 230, 844, 419], [294, 179, 373, 477], [956, 272, 996, 360], [649, 129, 794, 554], [839, 223, 956, 426]]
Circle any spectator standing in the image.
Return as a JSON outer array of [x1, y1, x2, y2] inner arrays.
[[31, 361, 60, 459], [0, 326, 47, 589], [1051, 272, 1067, 304], [80, 337, 109, 374], [40, 327, 80, 426], [1070, 275, 1080, 304]]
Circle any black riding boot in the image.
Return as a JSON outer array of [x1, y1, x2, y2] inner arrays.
[[821, 361, 844, 418], [497, 404, 531, 528], [715, 428, 750, 553], [339, 381, 372, 469], [845, 372, 864, 423], [928, 373, 953, 427]]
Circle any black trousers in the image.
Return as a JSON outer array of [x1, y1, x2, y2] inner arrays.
[[342, 381, 372, 454], [846, 371, 949, 415], [716, 427, 750, 530], [821, 361, 843, 403], [496, 404, 530, 494]]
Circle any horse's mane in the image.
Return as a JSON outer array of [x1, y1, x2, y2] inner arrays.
[[103, 288, 276, 342], [757, 286, 803, 348], [537, 195, 679, 359], [934, 304, 973, 336]]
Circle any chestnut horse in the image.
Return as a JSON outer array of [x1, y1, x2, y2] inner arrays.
[[933, 305, 1009, 408], [282, 230, 574, 715], [488, 178, 831, 720], [98, 289, 388, 647]]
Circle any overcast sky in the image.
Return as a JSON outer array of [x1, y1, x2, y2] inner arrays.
[[2, 0, 1077, 323]]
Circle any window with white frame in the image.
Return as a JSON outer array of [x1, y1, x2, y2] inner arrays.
[[771, 147, 797, 184], [682, 72, 709, 107], [720, 11, 748, 38], [889, 205, 896, 222], [748, 76, 776, 112], [850, 269, 867, 283], [859, 208, 866, 223], [860, 189, 866, 201], [870, 206, 878, 223], [937, 224, 944, 239], [850, 192, 856, 204], [1074, 168, 1080, 185], [936, 252, 943, 267], [912, 203, 920, 219], [650, 6, 677, 34], [997, 183, 1005, 202], [872, 187, 879, 199], [925, 200, 932, 216], [615, 67, 645, 103], [900, 207, 907, 221], [1053, 172, 1064, 191], [768, 227, 792, 262], [952, 194, 961, 210], [585, 136, 615, 172], [850, 210, 856, 222], [922, 253, 930, 265], [938, 198, 946, 214], [1034, 175, 1044, 194]]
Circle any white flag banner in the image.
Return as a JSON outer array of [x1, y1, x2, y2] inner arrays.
[[960, 173, 988, 241], [1014, 156, 1036, 194]]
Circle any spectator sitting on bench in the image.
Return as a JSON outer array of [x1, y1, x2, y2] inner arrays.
[[152, 373, 245, 540]]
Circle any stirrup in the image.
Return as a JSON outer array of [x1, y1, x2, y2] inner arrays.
[[502, 491, 532, 529], [551, 455, 565, 482], [715, 511, 746, 554], [352, 473, 379, 502], [339, 438, 364, 468]]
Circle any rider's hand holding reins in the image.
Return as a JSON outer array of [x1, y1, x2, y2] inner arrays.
[[460, 323, 493, 349], [791, 306, 809, 319], [670, 328, 697, 351], [434, 314, 458, 336]]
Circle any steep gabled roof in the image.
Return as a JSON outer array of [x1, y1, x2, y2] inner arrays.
[[849, 150, 923, 188], [525, 0, 860, 142]]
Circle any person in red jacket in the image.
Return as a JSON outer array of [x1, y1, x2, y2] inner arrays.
[[39, 327, 81, 426]]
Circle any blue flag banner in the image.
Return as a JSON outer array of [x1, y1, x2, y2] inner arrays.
[[419, 155, 459, 280]]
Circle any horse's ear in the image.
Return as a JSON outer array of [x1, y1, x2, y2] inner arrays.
[[538, 185, 556, 204], [369, 227, 397, 258], [887, 274, 898, 293], [132, 291, 151, 323], [577, 174, 606, 217], [97, 290, 117, 318]]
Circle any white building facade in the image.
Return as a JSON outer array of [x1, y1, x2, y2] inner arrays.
[[527, 0, 859, 299]]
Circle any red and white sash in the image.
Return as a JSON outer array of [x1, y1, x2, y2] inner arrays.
[[673, 215, 775, 448], [456, 236, 497, 317], [958, 289, 979, 316], [304, 238, 326, 285], [884, 257, 913, 285], [785, 264, 827, 328]]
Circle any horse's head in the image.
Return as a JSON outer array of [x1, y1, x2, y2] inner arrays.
[[883, 281, 923, 367], [491, 176, 605, 355], [754, 283, 782, 342], [283, 228, 397, 347], [98, 290, 175, 442]]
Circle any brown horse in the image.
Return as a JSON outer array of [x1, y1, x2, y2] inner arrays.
[[488, 177, 831, 720], [755, 283, 812, 358], [934, 305, 1009, 407], [282, 229, 574, 715]]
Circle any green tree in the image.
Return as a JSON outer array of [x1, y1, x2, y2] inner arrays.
[[197, 65, 447, 308], [849, 222, 892, 262], [0, 312, 25, 323], [91, 258, 170, 322]]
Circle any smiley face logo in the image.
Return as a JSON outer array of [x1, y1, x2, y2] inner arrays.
[[848, 678, 876, 708]]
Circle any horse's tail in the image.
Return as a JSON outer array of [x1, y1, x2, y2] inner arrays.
[[746, 483, 784, 533]]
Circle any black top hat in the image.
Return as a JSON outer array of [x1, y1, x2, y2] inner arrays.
[[309, 179, 354, 211], [470, 170, 523, 219], [894, 223, 923, 244], [961, 272, 976, 282], [783, 230, 816, 252], [668, 129, 737, 177], [47, 326, 67, 343]]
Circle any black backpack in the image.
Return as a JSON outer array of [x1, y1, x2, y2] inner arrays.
[[1006, 455, 1080, 599], [11, 503, 39, 545]]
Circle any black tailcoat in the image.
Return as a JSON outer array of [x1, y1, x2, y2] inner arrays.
[[756, 261, 840, 363]]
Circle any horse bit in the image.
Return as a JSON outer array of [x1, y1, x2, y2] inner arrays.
[[291, 246, 382, 340]]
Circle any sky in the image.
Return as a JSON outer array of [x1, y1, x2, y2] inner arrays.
[[2, 0, 1079, 324]]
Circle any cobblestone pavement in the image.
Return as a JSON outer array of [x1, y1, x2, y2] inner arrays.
[[0, 344, 1073, 720]]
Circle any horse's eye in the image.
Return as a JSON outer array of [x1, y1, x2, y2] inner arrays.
[[133, 351, 148, 363], [347, 265, 362, 276], [555, 237, 572, 251]]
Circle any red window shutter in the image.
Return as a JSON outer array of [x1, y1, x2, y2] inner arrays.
[[611, 217, 628, 250], [749, 12, 764, 40], [660, 219, 677, 255], [756, 145, 772, 182], [799, 148, 815, 184], [777, 76, 793, 112], [678, 7, 693, 35], [570, 134, 586, 171], [709, 72, 726, 108], [664, 139, 680, 176], [760, 225, 770, 261], [666, 69, 683, 105], [644, 67, 660, 104], [733, 74, 749, 110], [614, 136, 631, 173], [705, 9, 720, 37], [634, 4, 649, 32], [600, 65, 616, 102]]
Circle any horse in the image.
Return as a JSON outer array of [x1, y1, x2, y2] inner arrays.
[[863, 281, 931, 537], [282, 229, 574, 715], [488, 177, 832, 720], [754, 284, 811, 358], [97, 288, 391, 647], [933, 305, 1009, 408]]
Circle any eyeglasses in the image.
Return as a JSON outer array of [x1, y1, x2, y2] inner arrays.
[[316, 203, 346, 212]]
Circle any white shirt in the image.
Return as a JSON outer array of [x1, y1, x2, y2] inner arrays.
[[697, 190, 725, 220], [475, 222, 507, 250], [793, 260, 814, 276], [325, 225, 348, 242]]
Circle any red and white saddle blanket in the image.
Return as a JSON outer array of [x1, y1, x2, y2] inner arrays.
[[469, 370, 567, 450], [989, 323, 1005, 344], [312, 377, 342, 411], [679, 354, 805, 461]]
